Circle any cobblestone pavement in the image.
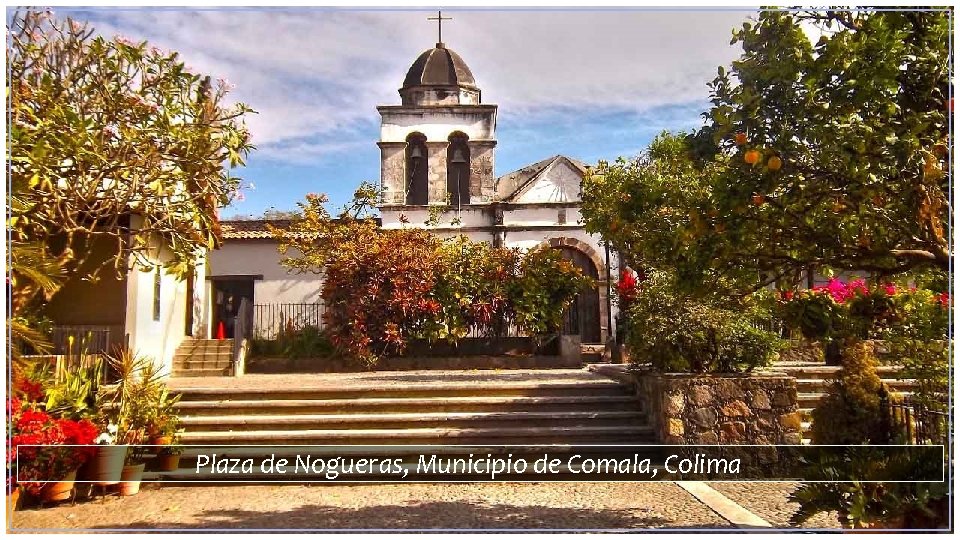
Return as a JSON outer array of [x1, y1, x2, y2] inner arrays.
[[707, 482, 841, 530], [12, 482, 734, 531]]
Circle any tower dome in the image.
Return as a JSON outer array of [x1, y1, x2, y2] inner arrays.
[[399, 43, 481, 106]]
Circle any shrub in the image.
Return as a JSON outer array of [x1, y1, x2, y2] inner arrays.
[[809, 340, 893, 445], [624, 271, 780, 373], [318, 229, 590, 364], [510, 247, 593, 336]]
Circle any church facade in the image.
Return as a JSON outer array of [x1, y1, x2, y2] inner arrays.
[[206, 37, 623, 346], [376, 41, 622, 344]]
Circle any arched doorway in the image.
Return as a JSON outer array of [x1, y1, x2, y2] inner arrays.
[[554, 246, 602, 344]]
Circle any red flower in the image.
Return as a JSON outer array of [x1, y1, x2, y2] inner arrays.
[[781, 290, 795, 301], [936, 292, 950, 308], [616, 269, 639, 305], [883, 283, 897, 296]]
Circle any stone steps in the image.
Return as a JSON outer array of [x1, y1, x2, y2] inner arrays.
[[181, 410, 646, 432], [170, 370, 653, 459], [172, 338, 234, 377], [174, 381, 632, 402], [177, 394, 640, 416], [179, 424, 655, 446]]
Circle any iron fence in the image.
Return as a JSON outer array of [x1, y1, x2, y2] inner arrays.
[[253, 303, 325, 340], [888, 399, 950, 446], [50, 325, 115, 355]]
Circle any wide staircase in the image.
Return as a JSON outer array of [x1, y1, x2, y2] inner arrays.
[[172, 338, 234, 377], [768, 362, 915, 443], [154, 369, 655, 481]]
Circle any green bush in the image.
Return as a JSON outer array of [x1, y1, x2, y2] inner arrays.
[[251, 326, 333, 360], [809, 340, 893, 445], [624, 271, 781, 373]]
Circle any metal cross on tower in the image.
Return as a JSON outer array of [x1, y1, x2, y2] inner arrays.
[[427, 10, 452, 43]]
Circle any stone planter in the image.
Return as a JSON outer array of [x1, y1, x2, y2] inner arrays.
[[40, 469, 77, 503]]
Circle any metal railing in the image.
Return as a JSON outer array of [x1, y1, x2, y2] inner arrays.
[[253, 303, 325, 340], [234, 297, 254, 365], [50, 325, 115, 355], [888, 399, 950, 446]]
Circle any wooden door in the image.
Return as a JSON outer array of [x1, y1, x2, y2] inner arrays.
[[555, 246, 601, 343]]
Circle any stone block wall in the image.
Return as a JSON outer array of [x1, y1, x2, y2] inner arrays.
[[637, 373, 801, 445], [778, 340, 824, 363]]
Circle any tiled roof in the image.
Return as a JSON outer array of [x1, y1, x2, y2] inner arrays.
[[219, 217, 381, 241], [220, 219, 294, 240]]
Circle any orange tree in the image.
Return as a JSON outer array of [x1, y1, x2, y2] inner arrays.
[[7, 10, 254, 318], [584, 10, 950, 294]]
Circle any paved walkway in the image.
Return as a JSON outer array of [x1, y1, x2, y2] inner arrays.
[[12, 482, 732, 531]]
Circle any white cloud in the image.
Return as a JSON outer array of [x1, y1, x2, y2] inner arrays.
[[66, 8, 753, 162]]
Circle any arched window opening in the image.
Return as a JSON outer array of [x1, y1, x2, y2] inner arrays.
[[405, 132, 428, 205], [446, 132, 471, 207]]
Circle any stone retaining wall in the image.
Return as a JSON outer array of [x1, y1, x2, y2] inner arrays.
[[636, 372, 801, 445]]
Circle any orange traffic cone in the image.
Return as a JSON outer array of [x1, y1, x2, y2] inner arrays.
[[216, 321, 226, 340]]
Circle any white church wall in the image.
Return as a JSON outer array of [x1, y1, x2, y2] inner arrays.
[[209, 241, 322, 306], [512, 160, 583, 204], [122, 216, 193, 377], [379, 207, 492, 230], [380, 108, 496, 143]]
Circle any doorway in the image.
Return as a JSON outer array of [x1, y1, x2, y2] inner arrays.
[[212, 279, 254, 339], [554, 246, 602, 344]]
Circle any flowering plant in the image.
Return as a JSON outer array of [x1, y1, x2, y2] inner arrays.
[[615, 269, 640, 308], [8, 400, 97, 495], [778, 278, 950, 341]]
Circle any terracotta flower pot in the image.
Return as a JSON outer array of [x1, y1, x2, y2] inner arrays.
[[83, 445, 128, 486], [8, 486, 21, 513], [40, 469, 77, 503], [156, 453, 181, 472], [118, 463, 146, 496], [150, 436, 172, 447]]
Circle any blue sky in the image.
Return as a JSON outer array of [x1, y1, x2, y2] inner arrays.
[[51, 7, 754, 216]]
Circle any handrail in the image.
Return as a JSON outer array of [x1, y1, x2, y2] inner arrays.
[[233, 297, 253, 368]]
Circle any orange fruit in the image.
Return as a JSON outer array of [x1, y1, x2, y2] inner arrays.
[[767, 156, 782, 171], [734, 132, 748, 146], [744, 150, 761, 165]]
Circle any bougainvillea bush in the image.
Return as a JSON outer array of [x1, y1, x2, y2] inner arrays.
[[776, 278, 950, 342]]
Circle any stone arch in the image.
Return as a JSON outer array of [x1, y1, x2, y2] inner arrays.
[[538, 237, 607, 277], [405, 132, 428, 205], [538, 237, 609, 343], [447, 131, 471, 206]]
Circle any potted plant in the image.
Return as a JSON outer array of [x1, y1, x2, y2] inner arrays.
[[146, 389, 182, 446], [156, 439, 184, 472], [9, 401, 97, 503], [118, 446, 147, 497], [85, 423, 127, 486]]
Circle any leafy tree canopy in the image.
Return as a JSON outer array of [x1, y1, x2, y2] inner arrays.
[[584, 9, 951, 293], [7, 10, 255, 314]]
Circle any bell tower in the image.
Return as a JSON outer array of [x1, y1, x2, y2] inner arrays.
[[377, 13, 497, 208]]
